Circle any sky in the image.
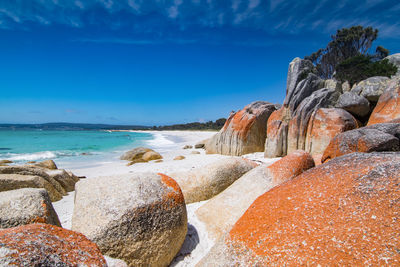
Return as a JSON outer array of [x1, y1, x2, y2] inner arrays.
[[0, 0, 399, 126]]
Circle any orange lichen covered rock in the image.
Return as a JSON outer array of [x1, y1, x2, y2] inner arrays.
[[200, 152, 400, 266], [72, 172, 187, 267], [196, 150, 314, 240], [264, 107, 290, 157], [0, 223, 106, 266], [206, 101, 279, 155], [304, 108, 358, 155], [321, 123, 400, 163], [368, 78, 400, 125]]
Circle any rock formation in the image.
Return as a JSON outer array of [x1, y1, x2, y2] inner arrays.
[[322, 122, 400, 162], [120, 147, 163, 164], [196, 150, 314, 239], [200, 152, 400, 266], [72, 173, 187, 267], [0, 188, 61, 229], [34, 159, 58, 170], [206, 101, 279, 156], [0, 224, 106, 266], [385, 53, 400, 75], [169, 157, 256, 204]]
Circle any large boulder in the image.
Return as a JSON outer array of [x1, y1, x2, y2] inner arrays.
[[206, 101, 279, 156], [72, 173, 187, 267], [200, 152, 400, 266], [45, 169, 77, 192], [287, 87, 340, 154], [169, 158, 257, 204], [284, 57, 315, 107], [0, 188, 61, 229], [196, 150, 314, 240], [0, 224, 106, 266], [336, 91, 371, 117], [385, 53, 400, 75], [351, 76, 390, 102], [120, 147, 163, 164], [304, 108, 358, 155], [368, 78, 400, 125], [0, 174, 62, 202], [321, 123, 400, 163]]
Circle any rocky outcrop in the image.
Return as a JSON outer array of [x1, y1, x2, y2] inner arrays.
[[368, 78, 400, 125], [287, 87, 341, 154], [285, 57, 315, 104], [34, 159, 58, 170], [385, 53, 400, 75], [304, 108, 358, 155], [196, 151, 314, 239], [206, 101, 279, 156], [264, 107, 290, 157], [336, 91, 371, 117], [322, 123, 400, 163], [0, 188, 61, 229], [174, 155, 185, 160], [351, 76, 390, 102], [169, 158, 256, 204], [0, 165, 80, 201], [72, 173, 187, 267], [200, 152, 400, 266], [120, 147, 163, 164], [0, 224, 106, 266]]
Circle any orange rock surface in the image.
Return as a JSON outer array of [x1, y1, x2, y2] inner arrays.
[[202, 152, 400, 266], [368, 79, 400, 125], [0, 223, 106, 266]]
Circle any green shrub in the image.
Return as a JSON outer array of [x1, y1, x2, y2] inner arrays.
[[335, 55, 398, 86]]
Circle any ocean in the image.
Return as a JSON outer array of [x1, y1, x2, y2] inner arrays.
[[0, 130, 155, 167]]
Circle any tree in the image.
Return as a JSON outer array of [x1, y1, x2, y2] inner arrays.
[[375, 45, 389, 59], [305, 26, 379, 79]]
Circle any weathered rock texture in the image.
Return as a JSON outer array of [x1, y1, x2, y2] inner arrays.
[[200, 152, 400, 266], [72, 173, 187, 267], [351, 76, 390, 102], [385, 53, 400, 75], [336, 91, 371, 117], [0, 165, 80, 201], [170, 157, 256, 204], [196, 151, 314, 239], [34, 159, 58, 170], [304, 108, 358, 155], [206, 101, 279, 156], [368, 78, 400, 125], [322, 122, 400, 163], [0, 188, 61, 229], [0, 223, 106, 266], [120, 147, 162, 164]]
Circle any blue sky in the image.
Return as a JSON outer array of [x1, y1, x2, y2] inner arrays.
[[0, 0, 399, 126]]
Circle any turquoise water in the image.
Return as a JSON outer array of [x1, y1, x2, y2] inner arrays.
[[0, 130, 153, 163]]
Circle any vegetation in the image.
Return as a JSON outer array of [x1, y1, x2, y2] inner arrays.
[[305, 26, 396, 82], [335, 55, 397, 86], [153, 118, 226, 131]]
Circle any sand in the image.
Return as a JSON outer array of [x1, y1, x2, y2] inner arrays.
[[52, 130, 270, 266]]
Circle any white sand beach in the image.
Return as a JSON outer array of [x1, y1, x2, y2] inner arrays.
[[52, 130, 277, 266]]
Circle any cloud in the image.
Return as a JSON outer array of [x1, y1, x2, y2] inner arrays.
[[0, 0, 398, 43]]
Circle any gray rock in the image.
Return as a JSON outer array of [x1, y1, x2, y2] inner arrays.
[[336, 91, 371, 117], [385, 53, 400, 75], [195, 140, 207, 149], [0, 174, 62, 202], [0, 188, 61, 228], [342, 81, 351, 92], [183, 145, 193, 149], [169, 157, 257, 204], [285, 73, 325, 113], [284, 57, 315, 107], [206, 101, 278, 156], [72, 173, 187, 267], [351, 76, 390, 102]]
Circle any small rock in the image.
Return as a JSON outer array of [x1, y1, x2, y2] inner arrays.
[[27, 161, 36, 164], [183, 145, 193, 149], [0, 160, 13, 164], [120, 147, 152, 161], [142, 151, 162, 161], [191, 151, 200, 154], [174, 156, 185, 160], [34, 160, 58, 170]]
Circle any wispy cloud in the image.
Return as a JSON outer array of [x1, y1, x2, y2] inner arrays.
[[0, 0, 398, 43]]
